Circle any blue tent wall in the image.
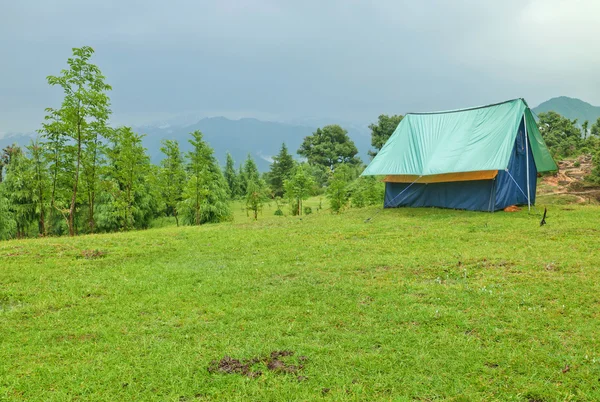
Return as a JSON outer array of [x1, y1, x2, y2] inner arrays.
[[493, 118, 537, 209], [384, 118, 538, 211]]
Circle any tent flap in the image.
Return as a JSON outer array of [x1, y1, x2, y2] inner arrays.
[[524, 108, 558, 172]]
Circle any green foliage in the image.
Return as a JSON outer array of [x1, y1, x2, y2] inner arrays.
[[159, 140, 186, 226], [592, 117, 600, 138], [349, 176, 385, 208], [27, 140, 50, 236], [245, 179, 269, 220], [224, 153, 241, 199], [0, 184, 15, 239], [179, 131, 231, 225], [298, 125, 361, 169], [43, 46, 112, 236], [269, 143, 295, 197], [590, 151, 600, 184], [326, 164, 354, 213], [283, 165, 315, 216], [237, 154, 260, 198], [369, 114, 403, 158], [2, 146, 36, 238], [538, 111, 583, 158], [102, 127, 150, 231]]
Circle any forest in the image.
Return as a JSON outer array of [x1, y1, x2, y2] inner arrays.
[[1, 47, 599, 240]]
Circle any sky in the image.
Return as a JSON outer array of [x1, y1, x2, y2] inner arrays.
[[1, 0, 599, 133]]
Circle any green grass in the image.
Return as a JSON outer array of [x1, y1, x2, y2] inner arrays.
[[1, 203, 600, 401]]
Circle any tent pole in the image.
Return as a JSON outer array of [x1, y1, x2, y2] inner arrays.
[[524, 114, 531, 212]]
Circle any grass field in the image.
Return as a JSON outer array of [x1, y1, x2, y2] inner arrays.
[[1, 201, 600, 401]]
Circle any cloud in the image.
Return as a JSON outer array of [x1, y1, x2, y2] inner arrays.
[[0, 0, 598, 132]]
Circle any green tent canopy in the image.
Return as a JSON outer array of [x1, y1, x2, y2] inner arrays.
[[362, 98, 557, 212], [362, 98, 557, 176]]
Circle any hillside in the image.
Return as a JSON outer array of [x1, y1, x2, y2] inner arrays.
[[533, 96, 600, 124], [0, 118, 372, 172], [1, 204, 600, 400]]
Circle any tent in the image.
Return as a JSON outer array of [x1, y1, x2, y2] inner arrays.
[[361, 98, 557, 211]]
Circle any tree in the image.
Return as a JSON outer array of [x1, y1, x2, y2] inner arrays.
[[159, 140, 186, 226], [582, 120, 589, 140], [349, 176, 384, 208], [40, 114, 73, 235], [27, 140, 50, 236], [104, 127, 149, 231], [2, 146, 35, 238], [245, 178, 268, 220], [239, 154, 260, 195], [269, 143, 295, 197], [538, 112, 582, 158], [591, 118, 600, 138], [179, 131, 231, 225], [224, 153, 240, 199], [0, 184, 16, 240], [369, 114, 403, 157], [326, 164, 353, 213], [298, 125, 361, 169], [283, 165, 314, 216], [44, 46, 112, 236]]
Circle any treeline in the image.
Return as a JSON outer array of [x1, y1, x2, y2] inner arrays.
[[537, 111, 600, 182], [0, 47, 396, 240]]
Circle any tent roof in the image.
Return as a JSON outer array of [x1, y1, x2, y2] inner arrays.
[[362, 98, 557, 176]]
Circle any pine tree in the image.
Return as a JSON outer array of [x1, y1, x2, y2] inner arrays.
[[224, 153, 240, 199], [159, 140, 186, 226], [179, 131, 231, 225], [2, 146, 35, 238], [269, 143, 295, 197], [104, 127, 149, 231]]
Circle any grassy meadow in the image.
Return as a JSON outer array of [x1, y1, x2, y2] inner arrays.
[[1, 200, 600, 401]]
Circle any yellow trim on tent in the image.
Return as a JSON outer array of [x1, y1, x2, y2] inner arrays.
[[384, 170, 498, 184]]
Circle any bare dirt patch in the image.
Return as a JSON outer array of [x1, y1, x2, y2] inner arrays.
[[208, 350, 307, 380]]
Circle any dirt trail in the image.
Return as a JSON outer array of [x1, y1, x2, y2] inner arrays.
[[540, 155, 600, 203]]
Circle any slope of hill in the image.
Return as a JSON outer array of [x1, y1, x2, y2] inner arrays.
[[2, 204, 600, 399], [0, 118, 372, 172], [533, 96, 600, 124]]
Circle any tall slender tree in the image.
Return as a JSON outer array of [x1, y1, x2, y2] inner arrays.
[[44, 46, 112, 236], [269, 143, 295, 197], [105, 127, 149, 231], [27, 140, 50, 236], [224, 153, 240, 199], [2, 146, 35, 238], [159, 139, 186, 226]]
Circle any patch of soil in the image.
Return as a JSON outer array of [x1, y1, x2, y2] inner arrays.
[[208, 350, 307, 379], [80, 249, 106, 259]]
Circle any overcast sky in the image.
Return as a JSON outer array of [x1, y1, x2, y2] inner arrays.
[[1, 0, 599, 133]]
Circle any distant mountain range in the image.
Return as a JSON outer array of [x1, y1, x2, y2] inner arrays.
[[2, 96, 598, 171], [532, 96, 600, 125], [0, 118, 371, 172]]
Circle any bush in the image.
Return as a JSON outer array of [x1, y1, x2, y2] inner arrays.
[[274, 209, 284, 216], [304, 206, 312, 215]]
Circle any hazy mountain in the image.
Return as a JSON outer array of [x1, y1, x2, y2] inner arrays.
[[0, 118, 372, 172], [533, 96, 600, 124]]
